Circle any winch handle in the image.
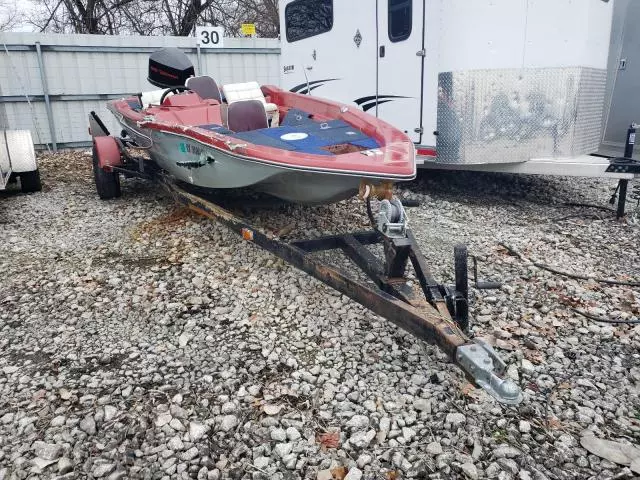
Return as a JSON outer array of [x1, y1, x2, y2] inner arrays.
[[471, 256, 502, 290]]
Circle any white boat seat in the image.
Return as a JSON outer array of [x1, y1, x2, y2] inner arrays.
[[140, 89, 172, 109], [186, 75, 222, 102], [227, 100, 269, 133], [221, 81, 279, 126]]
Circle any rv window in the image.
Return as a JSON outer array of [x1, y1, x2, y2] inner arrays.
[[389, 0, 412, 42], [285, 0, 333, 42]]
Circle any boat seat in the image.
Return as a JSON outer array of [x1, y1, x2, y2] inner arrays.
[[151, 104, 223, 126], [221, 81, 280, 126], [162, 91, 204, 107], [227, 100, 269, 133], [140, 89, 170, 109], [186, 75, 222, 102]]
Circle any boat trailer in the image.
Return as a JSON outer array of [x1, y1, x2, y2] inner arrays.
[[90, 113, 523, 405]]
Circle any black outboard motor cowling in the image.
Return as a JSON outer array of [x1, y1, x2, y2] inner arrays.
[[147, 48, 195, 88]]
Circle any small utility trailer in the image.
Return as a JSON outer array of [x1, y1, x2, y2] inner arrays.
[[0, 130, 42, 193], [89, 111, 523, 405]]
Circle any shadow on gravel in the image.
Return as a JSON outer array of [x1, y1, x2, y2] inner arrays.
[[404, 169, 613, 208]]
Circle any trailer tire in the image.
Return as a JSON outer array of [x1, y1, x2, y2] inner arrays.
[[20, 170, 42, 193], [92, 144, 121, 200], [454, 244, 470, 332]]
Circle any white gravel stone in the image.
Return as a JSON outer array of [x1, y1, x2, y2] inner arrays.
[[356, 454, 372, 468], [57, 457, 73, 474], [413, 398, 431, 412], [461, 462, 479, 480], [32, 441, 62, 461], [189, 421, 208, 441], [446, 413, 466, 427], [181, 447, 199, 461], [219, 415, 238, 432], [427, 441, 443, 455], [349, 429, 376, 448], [286, 426, 301, 441], [344, 467, 363, 480], [169, 418, 185, 431], [493, 445, 522, 459], [270, 428, 287, 441], [346, 415, 370, 431], [317, 469, 333, 480], [103, 405, 118, 422], [273, 442, 293, 458], [92, 463, 115, 477], [519, 420, 531, 433], [80, 416, 97, 435], [167, 436, 184, 451], [402, 427, 416, 442], [156, 412, 172, 427]]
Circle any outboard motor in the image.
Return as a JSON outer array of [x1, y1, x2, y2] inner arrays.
[[147, 48, 195, 88]]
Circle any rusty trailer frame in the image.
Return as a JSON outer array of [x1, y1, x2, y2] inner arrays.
[[160, 178, 523, 405]]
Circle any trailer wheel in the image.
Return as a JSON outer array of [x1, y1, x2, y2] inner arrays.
[[454, 244, 470, 332], [92, 142, 121, 200], [20, 170, 42, 193]]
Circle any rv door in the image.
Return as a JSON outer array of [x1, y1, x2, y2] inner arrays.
[[376, 0, 425, 143]]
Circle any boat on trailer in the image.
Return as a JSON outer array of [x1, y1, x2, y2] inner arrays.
[[88, 48, 522, 405], [92, 48, 415, 205]]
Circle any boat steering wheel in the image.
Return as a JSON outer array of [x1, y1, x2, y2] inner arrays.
[[160, 86, 191, 105]]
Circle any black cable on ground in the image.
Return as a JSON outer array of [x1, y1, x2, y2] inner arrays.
[[499, 242, 640, 288], [570, 308, 640, 325]]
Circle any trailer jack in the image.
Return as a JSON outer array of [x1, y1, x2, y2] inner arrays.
[[159, 176, 522, 405]]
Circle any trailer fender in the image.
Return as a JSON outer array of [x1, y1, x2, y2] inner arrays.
[[2, 130, 38, 173], [93, 136, 123, 171]]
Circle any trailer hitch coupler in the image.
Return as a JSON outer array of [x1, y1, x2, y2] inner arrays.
[[456, 340, 523, 405]]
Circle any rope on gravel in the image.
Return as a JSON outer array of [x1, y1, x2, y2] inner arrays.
[[499, 242, 640, 288]]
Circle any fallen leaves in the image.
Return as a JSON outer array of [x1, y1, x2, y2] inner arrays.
[[330, 466, 347, 479], [316, 430, 340, 450], [460, 382, 482, 400]]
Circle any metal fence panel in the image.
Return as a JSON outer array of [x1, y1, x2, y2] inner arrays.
[[0, 33, 281, 150]]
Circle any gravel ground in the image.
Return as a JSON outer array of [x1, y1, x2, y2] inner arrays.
[[1, 151, 639, 480]]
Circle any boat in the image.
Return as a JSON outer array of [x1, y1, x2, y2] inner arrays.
[[92, 48, 416, 204]]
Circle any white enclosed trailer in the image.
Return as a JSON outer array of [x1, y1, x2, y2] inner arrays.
[[279, 0, 636, 179], [0, 130, 41, 193]]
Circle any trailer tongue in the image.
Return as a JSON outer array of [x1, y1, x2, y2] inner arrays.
[[160, 176, 523, 405]]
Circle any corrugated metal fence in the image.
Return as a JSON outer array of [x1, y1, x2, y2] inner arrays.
[[0, 33, 281, 150]]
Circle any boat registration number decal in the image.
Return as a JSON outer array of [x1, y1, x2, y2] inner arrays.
[[179, 142, 204, 156]]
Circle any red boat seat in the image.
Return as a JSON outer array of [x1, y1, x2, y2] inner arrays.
[[162, 92, 204, 107], [152, 104, 223, 126], [227, 100, 269, 132]]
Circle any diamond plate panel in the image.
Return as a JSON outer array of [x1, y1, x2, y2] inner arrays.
[[436, 68, 607, 164]]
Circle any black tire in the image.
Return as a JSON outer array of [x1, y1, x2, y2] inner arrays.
[[92, 144, 121, 200], [454, 244, 470, 332], [20, 170, 42, 193]]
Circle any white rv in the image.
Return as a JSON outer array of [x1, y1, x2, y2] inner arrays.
[[279, 0, 632, 177]]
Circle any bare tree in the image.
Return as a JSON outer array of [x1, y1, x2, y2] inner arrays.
[[29, 0, 280, 37], [0, 0, 23, 31]]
